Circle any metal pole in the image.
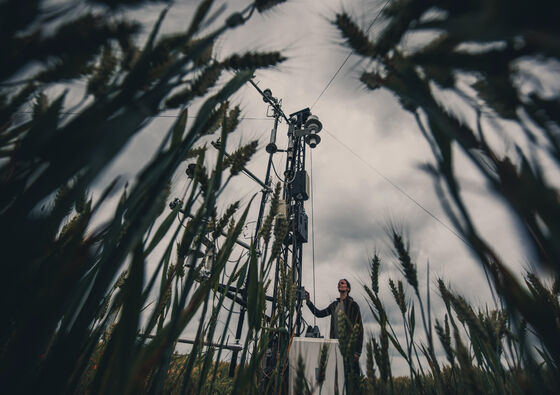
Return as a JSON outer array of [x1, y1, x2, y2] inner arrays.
[[257, 115, 280, 272], [229, 111, 280, 377], [228, 306, 245, 377]]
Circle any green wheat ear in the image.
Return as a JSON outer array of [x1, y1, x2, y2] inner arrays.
[[165, 64, 222, 109], [221, 52, 286, 70], [370, 254, 381, 294], [435, 316, 454, 365], [222, 106, 242, 135], [228, 140, 259, 176], [392, 231, 418, 291], [389, 278, 406, 314], [212, 201, 239, 239], [270, 217, 288, 260], [366, 339, 376, 393], [258, 182, 281, 244], [337, 309, 348, 354], [317, 343, 329, 388], [334, 13, 376, 57], [294, 353, 310, 395], [254, 0, 287, 13]]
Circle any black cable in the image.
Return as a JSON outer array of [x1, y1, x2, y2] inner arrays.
[[271, 159, 296, 184], [229, 249, 248, 263], [310, 0, 391, 110], [270, 159, 286, 183], [219, 303, 240, 315], [323, 128, 476, 253]]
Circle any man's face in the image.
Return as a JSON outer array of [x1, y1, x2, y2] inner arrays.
[[338, 279, 349, 293]]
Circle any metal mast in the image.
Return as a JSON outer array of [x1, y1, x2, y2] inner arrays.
[[226, 83, 323, 376], [172, 80, 323, 378], [227, 82, 286, 377]]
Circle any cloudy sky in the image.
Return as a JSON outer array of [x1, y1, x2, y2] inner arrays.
[[86, 0, 546, 374]]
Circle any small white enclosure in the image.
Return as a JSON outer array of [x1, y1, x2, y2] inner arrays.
[[288, 338, 345, 394]]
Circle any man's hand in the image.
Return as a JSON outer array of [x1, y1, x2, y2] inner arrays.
[[353, 353, 360, 362], [305, 290, 310, 302]]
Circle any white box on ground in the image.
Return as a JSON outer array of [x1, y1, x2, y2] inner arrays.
[[288, 338, 344, 394]]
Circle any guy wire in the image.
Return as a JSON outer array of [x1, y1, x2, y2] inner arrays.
[[310, 0, 391, 110]]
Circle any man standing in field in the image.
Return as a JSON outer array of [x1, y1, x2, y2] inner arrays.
[[305, 279, 364, 367]]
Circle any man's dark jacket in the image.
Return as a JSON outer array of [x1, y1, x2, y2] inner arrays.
[[306, 296, 363, 356]]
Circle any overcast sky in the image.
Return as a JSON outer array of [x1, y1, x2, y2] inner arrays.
[[84, 0, 551, 375]]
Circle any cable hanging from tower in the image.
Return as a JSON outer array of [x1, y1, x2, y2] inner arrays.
[[310, 0, 391, 110]]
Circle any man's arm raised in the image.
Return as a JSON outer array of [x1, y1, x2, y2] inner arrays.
[[305, 291, 332, 318]]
